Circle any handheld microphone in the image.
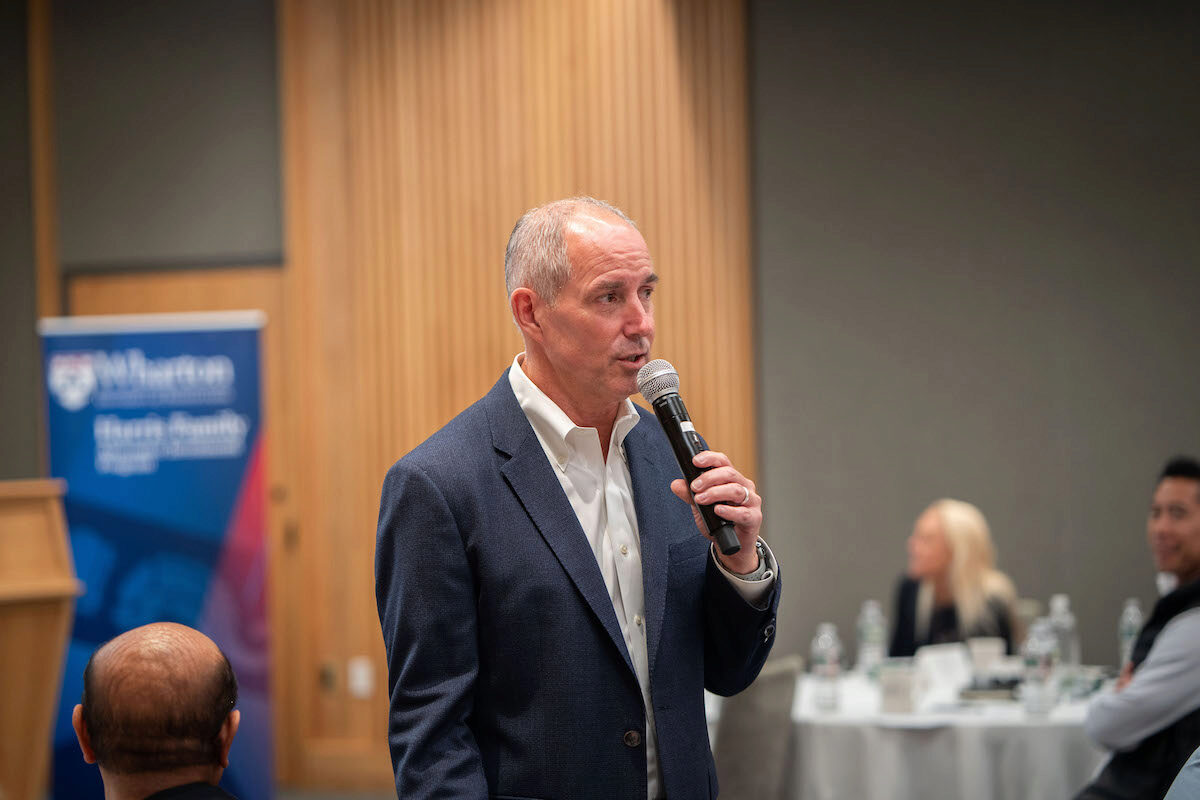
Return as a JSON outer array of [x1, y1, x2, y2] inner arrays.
[[637, 359, 741, 556]]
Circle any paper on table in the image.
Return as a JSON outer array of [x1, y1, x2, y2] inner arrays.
[[914, 642, 973, 712]]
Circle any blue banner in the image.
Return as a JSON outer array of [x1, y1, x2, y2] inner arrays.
[[40, 312, 272, 800]]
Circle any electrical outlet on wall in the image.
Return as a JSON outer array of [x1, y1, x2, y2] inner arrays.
[[347, 655, 374, 699]]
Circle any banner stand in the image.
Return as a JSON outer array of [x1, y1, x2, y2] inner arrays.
[[39, 311, 272, 800]]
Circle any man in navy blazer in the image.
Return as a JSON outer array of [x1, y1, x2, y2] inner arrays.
[[376, 197, 781, 799]]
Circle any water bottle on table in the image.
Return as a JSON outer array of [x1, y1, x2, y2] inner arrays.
[[1048, 594, 1080, 666], [856, 599, 887, 680], [1049, 594, 1082, 696], [1118, 597, 1143, 668], [1021, 617, 1060, 715], [810, 622, 843, 712]]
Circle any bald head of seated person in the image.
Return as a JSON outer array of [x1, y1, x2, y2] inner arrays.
[[71, 622, 240, 800]]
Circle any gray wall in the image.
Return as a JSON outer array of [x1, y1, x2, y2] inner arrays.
[[0, 0, 41, 480], [751, 2, 1200, 665], [0, 0, 281, 480], [53, 0, 281, 272]]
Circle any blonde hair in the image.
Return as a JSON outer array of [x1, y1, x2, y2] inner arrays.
[[915, 499, 1017, 641]]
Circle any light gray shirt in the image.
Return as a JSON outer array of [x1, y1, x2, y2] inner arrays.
[[1084, 607, 1200, 752], [1163, 744, 1200, 800]]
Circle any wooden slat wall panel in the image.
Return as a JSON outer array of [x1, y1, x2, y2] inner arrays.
[[280, 0, 753, 785]]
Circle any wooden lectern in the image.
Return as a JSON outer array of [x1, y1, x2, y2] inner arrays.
[[0, 480, 82, 800]]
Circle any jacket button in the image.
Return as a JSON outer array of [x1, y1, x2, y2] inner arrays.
[[623, 729, 642, 747], [763, 622, 776, 641]]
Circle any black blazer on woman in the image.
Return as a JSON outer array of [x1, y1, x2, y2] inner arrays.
[[888, 575, 1013, 658]]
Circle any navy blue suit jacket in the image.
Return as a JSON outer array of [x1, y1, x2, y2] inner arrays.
[[375, 372, 780, 799]]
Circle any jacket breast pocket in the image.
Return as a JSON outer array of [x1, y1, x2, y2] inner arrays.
[[668, 536, 708, 565]]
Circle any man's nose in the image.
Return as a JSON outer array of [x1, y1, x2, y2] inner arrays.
[[626, 298, 654, 335]]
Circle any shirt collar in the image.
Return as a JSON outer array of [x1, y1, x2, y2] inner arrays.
[[508, 354, 641, 470]]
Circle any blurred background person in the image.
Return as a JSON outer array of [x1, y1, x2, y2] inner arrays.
[[71, 622, 241, 800], [1075, 456, 1200, 800], [889, 499, 1019, 657]]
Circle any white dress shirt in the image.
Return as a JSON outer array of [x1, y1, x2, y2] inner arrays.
[[508, 355, 776, 798]]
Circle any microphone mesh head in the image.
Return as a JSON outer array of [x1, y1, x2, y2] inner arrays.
[[637, 359, 679, 404]]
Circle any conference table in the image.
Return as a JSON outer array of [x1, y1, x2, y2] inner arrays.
[[708, 673, 1109, 800]]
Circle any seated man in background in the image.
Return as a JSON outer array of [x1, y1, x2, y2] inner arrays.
[[1076, 456, 1200, 800], [71, 622, 241, 800]]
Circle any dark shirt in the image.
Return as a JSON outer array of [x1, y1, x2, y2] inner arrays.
[[888, 575, 1013, 658], [143, 782, 238, 800]]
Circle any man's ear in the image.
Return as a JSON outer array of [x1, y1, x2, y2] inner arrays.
[[218, 709, 241, 768], [510, 288, 543, 342], [72, 704, 97, 764]]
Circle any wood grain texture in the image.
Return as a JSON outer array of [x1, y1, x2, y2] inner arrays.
[[278, 0, 754, 786], [0, 480, 78, 800]]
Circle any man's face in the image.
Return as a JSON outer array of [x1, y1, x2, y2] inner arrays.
[[1148, 477, 1200, 584], [536, 213, 657, 416]]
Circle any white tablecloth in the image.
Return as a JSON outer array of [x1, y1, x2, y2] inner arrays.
[[708, 674, 1108, 800]]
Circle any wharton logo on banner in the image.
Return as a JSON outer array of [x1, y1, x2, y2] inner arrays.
[[47, 345, 249, 476], [46, 352, 98, 411], [47, 347, 236, 411], [39, 312, 272, 800]]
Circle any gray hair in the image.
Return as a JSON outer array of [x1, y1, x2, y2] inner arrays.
[[504, 196, 637, 304]]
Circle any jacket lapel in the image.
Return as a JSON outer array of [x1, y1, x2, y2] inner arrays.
[[624, 412, 673, 681], [485, 373, 636, 676]]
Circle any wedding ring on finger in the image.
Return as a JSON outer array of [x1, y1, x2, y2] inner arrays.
[[739, 485, 750, 505]]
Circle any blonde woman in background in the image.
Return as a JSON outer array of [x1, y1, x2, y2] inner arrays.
[[888, 499, 1019, 657]]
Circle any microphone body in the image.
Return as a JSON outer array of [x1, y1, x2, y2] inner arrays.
[[638, 362, 741, 556]]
